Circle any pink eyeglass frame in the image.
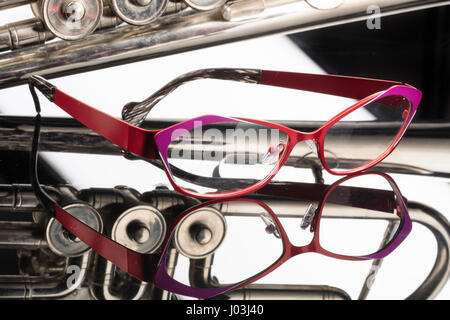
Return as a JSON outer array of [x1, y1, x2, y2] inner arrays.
[[31, 114, 411, 298], [29, 69, 422, 200]]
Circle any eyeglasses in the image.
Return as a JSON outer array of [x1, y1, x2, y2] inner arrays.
[[29, 69, 421, 199], [156, 172, 411, 299], [31, 115, 411, 299]]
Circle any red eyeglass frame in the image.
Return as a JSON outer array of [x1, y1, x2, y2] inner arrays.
[[29, 69, 422, 200], [31, 112, 411, 298], [154, 171, 411, 299]]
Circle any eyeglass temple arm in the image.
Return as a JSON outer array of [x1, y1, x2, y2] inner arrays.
[[121, 68, 403, 127], [28, 75, 159, 159], [29, 96, 158, 283], [260, 70, 402, 100]]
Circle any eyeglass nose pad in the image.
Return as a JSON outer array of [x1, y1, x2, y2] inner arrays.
[[304, 139, 318, 157], [260, 214, 281, 238], [261, 143, 285, 165], [300, 203, 318, 232]]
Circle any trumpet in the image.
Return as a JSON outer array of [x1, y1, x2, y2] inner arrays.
[[0, 0, 449, 88]]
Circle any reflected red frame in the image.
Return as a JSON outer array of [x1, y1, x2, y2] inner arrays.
[[29, 69, 422, 199], [154, 171, 411, 298], [30, 113, 411, 298]]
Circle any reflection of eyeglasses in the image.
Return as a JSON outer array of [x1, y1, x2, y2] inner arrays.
[[31, 115, 411, 299], [29, 69, 421, 199], [157, 172, 411, 299]]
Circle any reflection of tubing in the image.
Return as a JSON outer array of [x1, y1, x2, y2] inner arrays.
[[188, 256, 350, 300], [149, 248, 178, 300], [406, 203, 450, 300], [90, 199, 167, 300], [0, 227, 47, 249], [221, 285, 351, 300], [0, 185, 448, 299], [0, 185, 60, 249], [190, 199, 450, 300], [0, 252, 91, 299], [358, 221, 399, 300], [0, 0, 33, 10], [0, 184, 62, 210], [89, 254, 147, 300], [2, 117, 449, 177]]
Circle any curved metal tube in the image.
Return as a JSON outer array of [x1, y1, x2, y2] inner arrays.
[[89, 254, 148, 300], [189, 257, 351, 300], [188, 199, 450, 300], [1, 116, 450, 177], [0, 0, 449, 88], [406, 202, 450, 299], [0, 252, 91, 299]]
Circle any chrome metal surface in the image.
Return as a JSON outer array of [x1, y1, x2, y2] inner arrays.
[[1, 0, 449, 88], [37, 0, 103, 40], [1, 117, 448, 177], [221, 284, 351, 300], [358, 221, 399, 300], [0, 185, 448, 299], [89, 254, 148, 300], [46, 203, 103, 257], [0, 253, 91, 299], [0, 19, 53, 52], [184, 0, 227, 11], [188, 253, 352, 300], [0, 5, 121, 52], [191, 199, 450, 300], [0, 227, 47, 249], [306, 0, 344, 10], [111, 204, 166, 253], [0, 0, 33, 10], [109, 0, 168, 25], [174, 206, 226, 259]]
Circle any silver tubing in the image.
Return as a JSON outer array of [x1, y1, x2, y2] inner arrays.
[[0, 0, 449, 88], [0, 0, 33, 10], [189, 199, 450, 300], [0, 253, 91, 299], [1, 117, 450, 177]]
